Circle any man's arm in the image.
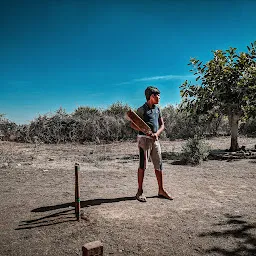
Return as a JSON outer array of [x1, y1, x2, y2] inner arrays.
[[151, 116, 165, 141]]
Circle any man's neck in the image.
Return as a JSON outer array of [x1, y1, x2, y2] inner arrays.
[[146, 100, 154, 109]]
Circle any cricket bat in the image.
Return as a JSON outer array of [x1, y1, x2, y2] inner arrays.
[[126, 109, 152, 135]]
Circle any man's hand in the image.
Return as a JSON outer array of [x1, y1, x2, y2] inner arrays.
[[150, 133, 158, 141]]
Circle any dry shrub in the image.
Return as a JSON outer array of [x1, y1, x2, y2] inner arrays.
[[162, 105, 230, 139], [1, 103, 254, 144], [0, 117, 17, 141], [181, 136, 211, 165], [0, 105, 136, 144]]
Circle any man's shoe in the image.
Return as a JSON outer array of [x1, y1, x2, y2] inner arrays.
[[136, 191, 147, 202]]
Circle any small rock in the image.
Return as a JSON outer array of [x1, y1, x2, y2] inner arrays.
[[43, 169, 49, 172], [17, 163, 21, 167]]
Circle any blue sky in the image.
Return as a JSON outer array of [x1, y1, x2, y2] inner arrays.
[[1, 0, 255, 124]]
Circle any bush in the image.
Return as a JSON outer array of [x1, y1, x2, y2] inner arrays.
[[0, 117, 17, 141], [181, 136, 211, 165], [0, 104, 137, 144], [239, 118, 256, 136], [103, 102, 131, 117], [1, 102, 255, 144], [162, 106, 219, 140], [72, 106, 102, 120]]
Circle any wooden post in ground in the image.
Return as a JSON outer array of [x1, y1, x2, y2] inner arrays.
[[82, 241, 103, 256], [75, 163, 80, 221]]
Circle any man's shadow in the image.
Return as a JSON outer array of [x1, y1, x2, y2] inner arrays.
[[16, 196, 136, 230]]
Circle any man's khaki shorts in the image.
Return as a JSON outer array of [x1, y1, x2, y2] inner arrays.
[[137, 135, 163, 171]]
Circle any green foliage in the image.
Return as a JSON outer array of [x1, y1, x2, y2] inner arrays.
[[181, 136, 211, 165], [180, 41, 256, 151], [239, 117, 256, 137], [180, 42, 256, 118]]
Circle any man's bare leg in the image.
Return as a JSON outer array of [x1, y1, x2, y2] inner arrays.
[[138, 168, 144, 192], [155, 169, 173, 200], [136, 168, 147, 202]]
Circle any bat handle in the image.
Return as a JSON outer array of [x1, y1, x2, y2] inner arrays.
[[145, 131, 153, 136]]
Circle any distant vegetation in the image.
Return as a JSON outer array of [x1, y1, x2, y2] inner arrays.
[[0, 102, 255, 144], [1, 41, 255, 148], [180, 41, 256, 151]]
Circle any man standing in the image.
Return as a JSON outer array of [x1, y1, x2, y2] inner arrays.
[[130, 86, 173, 202]]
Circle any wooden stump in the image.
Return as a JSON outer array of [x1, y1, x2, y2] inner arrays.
[[75, 163, 80, 221]]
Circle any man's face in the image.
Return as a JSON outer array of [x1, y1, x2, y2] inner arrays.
[[151, 93, 160, 104]]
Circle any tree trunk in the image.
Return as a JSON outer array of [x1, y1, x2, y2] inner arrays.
[[228, 113, 240, 152]]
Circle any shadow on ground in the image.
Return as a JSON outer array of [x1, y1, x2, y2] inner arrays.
[[32, 196, 136, 212], [16, 197, 136, 230], [199, 214, 256, 256], [15, 209, 76, 230]]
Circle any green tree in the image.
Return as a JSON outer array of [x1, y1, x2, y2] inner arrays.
[[180, 41, 256, 151]]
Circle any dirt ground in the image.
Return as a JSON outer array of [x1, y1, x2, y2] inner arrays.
[[0, 137, 256, 256]]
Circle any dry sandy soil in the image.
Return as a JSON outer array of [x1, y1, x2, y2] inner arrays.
[[0, 137, 256, 256]]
